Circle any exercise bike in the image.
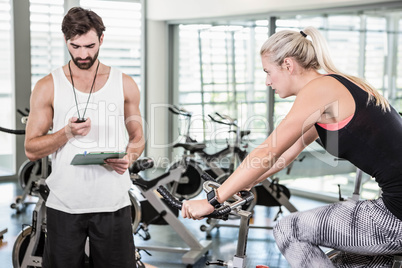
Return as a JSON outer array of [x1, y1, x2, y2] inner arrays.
[[167, 106, 251, 201], [0, 108, 53, 214], [12, 156, 50, 268], [157, 174, 254, 268], [167, 106, 297, 235], [11, 158, 52, 213]]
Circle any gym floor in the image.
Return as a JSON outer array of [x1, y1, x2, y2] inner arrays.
[[0, 178, 328, 268]]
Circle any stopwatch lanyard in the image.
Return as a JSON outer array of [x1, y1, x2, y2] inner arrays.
[[68, 60, 100, 119]]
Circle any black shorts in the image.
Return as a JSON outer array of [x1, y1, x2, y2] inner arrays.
[[43, 206, 136, 268]]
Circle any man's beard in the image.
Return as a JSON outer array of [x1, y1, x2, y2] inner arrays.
[[70, 50, 99, 70]]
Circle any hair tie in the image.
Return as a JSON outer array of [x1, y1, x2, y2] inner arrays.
[[300, 31, 307, 38]]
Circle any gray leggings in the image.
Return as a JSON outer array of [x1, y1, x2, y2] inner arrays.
[[273, 198, 402, 268]]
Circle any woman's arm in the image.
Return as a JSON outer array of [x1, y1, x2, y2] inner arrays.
[[182, 76, 342, 219], [245, 126, 318, 189]]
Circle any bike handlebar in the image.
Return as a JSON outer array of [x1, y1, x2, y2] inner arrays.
[[168, 105, 192, 117], [157, 180, 254, 220], [0, 126, 25, 135], [17, 108, 29, 117], [129, 157, 154, 174], [208, 112, 237, 127], [0, 108, 29, 135], [157, 185, 232, 219]]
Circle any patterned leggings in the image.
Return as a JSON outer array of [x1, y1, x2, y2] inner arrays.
[[273, 198, 402, 268]]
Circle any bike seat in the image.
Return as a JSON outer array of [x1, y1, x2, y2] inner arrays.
[[173, 142, 206, 153], [240, 130, 250, 139]]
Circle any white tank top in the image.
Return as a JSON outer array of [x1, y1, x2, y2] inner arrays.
[[46, 66, 131, 214]]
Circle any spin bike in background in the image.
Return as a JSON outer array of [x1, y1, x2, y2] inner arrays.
[[167, 106, 251, 201], [167, 106, 297, 231], [166, 105, 208, 200], [12, 155, 50, 268], [200, 113, 297, 236], [0, 108, 52, 214]]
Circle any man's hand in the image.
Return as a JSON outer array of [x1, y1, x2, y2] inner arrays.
[[104, 155, 130, 175], [66, 117, 91, 138]]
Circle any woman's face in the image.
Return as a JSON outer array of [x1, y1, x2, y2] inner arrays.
[[261, 54, 292, 98]]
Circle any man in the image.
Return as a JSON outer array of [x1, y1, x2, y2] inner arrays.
[[24, 7, 145, 268]]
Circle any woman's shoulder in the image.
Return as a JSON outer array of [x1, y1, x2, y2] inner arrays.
[[299, 74, 343, 98], [294, 74, 354, 113], [308, 74, 342, 86]]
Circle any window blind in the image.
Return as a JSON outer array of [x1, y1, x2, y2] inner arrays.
[[30, 0, 142, 89], [80, 0, 142, 88], [177, 23, 269, 142], [30, 0, 65, 88], [0, 0, 14, 174]]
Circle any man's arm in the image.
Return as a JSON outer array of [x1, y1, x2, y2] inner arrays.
[[104, 73, 145, 174], [25, 74, 91, 161], [123, 73, 145, 163]]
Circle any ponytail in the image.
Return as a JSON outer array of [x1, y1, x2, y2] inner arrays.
[[260, 26, 390, 111]]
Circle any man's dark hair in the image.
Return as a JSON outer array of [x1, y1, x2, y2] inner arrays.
[[62, 7, 106, 41]]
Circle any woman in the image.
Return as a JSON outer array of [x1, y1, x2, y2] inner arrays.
[[182, 26, 402, 267]]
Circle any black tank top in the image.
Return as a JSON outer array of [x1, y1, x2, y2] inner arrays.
[[315, 74, 402, 220]]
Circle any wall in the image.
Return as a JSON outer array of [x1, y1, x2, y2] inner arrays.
[[147, 0, 400, 21], [145, 20, 170, 164], [10, 1, 31, 180]]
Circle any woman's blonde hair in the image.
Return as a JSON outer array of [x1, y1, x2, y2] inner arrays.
[[260, 26, 390, 111]]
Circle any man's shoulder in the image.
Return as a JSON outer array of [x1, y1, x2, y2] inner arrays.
[[33, 73, 55, 94], [121, 72, 136, 84], [38, 73, 54, 85]]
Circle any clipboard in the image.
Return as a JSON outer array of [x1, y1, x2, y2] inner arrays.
[[70, 151, 127, 165]]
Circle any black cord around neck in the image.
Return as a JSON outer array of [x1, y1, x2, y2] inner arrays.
[[68, 60, 100, 120]]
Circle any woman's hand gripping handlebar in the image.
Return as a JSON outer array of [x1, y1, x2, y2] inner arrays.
[[157, 174, 254, 221]]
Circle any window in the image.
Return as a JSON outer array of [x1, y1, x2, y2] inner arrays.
[[394, 15, 402, 111], [177, 23, 269, 144], [0, 0, 14, 175], [30, 0, 65, 87], [80, 0, 142, 87], [30, 0, 143, 89]]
